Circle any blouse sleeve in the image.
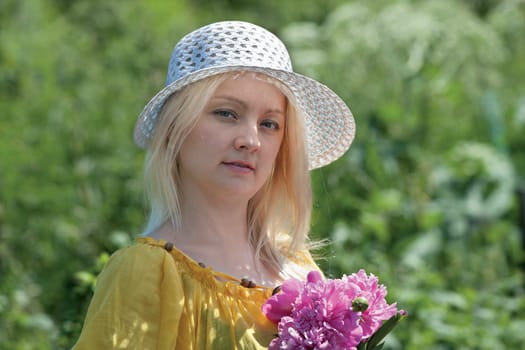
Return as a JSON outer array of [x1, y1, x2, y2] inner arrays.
[[72, 243, 184, 350]]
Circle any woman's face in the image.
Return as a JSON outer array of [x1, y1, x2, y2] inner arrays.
[[178, 74, 286, 200]]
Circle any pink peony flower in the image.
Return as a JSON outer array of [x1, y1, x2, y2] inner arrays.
[[262, 269, 400, 350], [344, 269, 398, 339], [262, 277, 303, 324]]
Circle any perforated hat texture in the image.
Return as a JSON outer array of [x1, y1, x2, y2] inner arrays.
[[134, 21, 355, 170]]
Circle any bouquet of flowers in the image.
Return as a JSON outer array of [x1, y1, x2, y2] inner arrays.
[[262, 269, 406, 350]]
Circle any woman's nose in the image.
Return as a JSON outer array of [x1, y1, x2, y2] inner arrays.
[[234, 123, 261, 152]]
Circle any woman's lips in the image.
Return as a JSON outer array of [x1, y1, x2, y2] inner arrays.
[[223, 161, 255, 172]]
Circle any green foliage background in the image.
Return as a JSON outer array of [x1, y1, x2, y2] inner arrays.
[[1, 0, 524, 348]]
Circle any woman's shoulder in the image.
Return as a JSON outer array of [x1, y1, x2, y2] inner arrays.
[[72, 238, 186, 349], [94, 236, 193, 288], [104, 236, 214, 282], [106, 236, 170, 266]]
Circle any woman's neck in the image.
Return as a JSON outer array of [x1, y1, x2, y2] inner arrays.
[[179, 188, 250, 247], [150, 192, 283, 286]]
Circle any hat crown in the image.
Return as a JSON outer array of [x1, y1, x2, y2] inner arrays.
[[166, 21, 293, 85]]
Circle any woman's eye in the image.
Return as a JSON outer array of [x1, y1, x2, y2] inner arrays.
[[261, 120, 280, 130], [214, 110, 236, 119]]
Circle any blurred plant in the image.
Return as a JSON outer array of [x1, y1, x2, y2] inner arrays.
[[0, 0, 190, 348], [1, 0, 525, 348], [279, 1, 525, 348]]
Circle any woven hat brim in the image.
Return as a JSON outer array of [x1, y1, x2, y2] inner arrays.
[[134, 65, 355, 170]]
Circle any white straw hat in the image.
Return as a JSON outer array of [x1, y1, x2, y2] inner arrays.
[[134, 21, 355, 170]]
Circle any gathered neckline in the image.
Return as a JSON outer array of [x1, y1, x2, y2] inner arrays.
[[136, 236, 276, 297]]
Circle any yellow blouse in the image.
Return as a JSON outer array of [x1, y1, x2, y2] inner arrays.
[[72, 237, 318, 349]]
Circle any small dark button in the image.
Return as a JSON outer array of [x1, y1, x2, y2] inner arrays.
[[198, 262, 206, 268], [164, 242, 174, 252], [240, 278, 250, 287], [240, 278, 256, 288]]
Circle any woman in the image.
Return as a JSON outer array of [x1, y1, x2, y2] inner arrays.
[[73, 20, 355, 349]]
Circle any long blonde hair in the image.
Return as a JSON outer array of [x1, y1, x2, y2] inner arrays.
[[142, 71, 312, 277]]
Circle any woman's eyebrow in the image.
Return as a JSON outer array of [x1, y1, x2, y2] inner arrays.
[[212, 95, 285, 115], [212, 95, 247, 108]]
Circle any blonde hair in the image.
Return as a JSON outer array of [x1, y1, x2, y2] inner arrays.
[[142, 71, 312, 278]]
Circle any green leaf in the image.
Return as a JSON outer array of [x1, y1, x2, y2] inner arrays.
[[373, 343, 384, 350], [366, 311, 407, 350]]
